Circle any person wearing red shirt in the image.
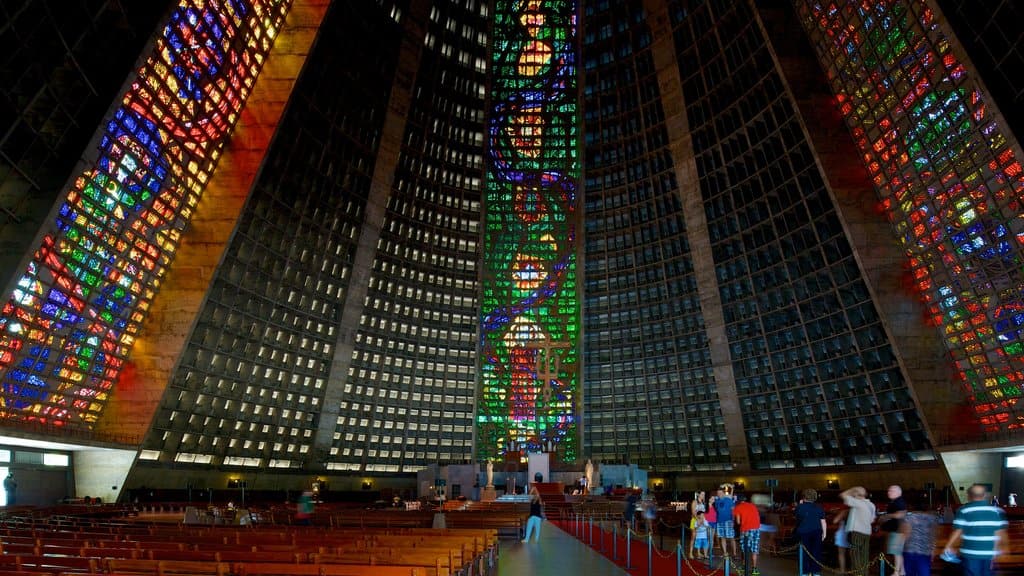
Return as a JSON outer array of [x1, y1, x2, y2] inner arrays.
[[734, 495, 762, 576]]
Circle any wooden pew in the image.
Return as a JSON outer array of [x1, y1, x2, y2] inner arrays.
[[79, 547, 141, 559], [442, 512, 524, 539], [0, 555, 97, 573], [235, 564, 431, 576], [311, 550, 450, 576], [105, 559, 229, 576]]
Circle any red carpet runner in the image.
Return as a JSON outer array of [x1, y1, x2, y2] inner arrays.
[[553, 519, 728, 576]]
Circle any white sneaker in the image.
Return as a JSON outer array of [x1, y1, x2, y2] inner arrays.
[[521, 539, 528, 543]]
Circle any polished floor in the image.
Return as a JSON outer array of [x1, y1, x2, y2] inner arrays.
[[496, 522, 630, 576], [496, 521, 830, 576]]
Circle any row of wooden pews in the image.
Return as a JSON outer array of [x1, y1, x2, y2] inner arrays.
[[0, 520, 499, 576], [324, 506, 527, 541]]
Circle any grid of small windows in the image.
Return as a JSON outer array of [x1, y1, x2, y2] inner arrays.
[[0, 1, 172, 279], [668, 0, 930, 469], [141, 2, 403, 466], [331, 0, 487, 473], [796, 1, 1024, 433], [582, 0, 726, 470]]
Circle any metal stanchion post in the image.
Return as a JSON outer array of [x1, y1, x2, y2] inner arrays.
[[676, 542, 682, 576], [647, 532, 653, 576], [799, 543, 804, 576], [725, 553, 730, 576], [613, 523, 619, 560], [880, 554, 886, 576], [626, 528, 634, 570], [599, 518, 605, 552], [589, 515, 594, 546]]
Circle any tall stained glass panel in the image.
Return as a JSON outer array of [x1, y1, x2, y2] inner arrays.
[[0, 0, 291, 428], [796, 0, 1024, 432], [479, 0, 581, 462]]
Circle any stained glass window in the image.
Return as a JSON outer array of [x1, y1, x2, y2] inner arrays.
[[479, 0, 581, 462], [0, 0, 290, 427], [797, 0, 1024, 431]]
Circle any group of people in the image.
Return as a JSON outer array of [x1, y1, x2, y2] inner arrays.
[[686, 483, 765, 576], [516, 478, 1010, 576], [832, 483, 1008, 576], [678, 482, 1009, 576]]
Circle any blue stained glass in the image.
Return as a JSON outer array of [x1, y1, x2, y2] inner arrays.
[[48, 291, 68, 305]]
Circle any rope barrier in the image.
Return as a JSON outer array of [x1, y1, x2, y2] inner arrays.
[[793, 541, 890, 576], [572, 512, 897, 576]]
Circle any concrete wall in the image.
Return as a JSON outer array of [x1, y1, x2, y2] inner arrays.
[[941, 450, 1003, 505], [74, 449, 137, 504]]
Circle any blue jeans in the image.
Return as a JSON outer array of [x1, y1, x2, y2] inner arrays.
[[961, 556, 994, 576], [798, 531, 823, 574], [524, 515, 543, 541], [903, 552, 931, 576]]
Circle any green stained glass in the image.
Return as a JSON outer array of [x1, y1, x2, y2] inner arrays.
[[479, 0, 581, 463]]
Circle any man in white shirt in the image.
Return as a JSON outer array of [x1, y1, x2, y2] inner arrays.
[[840, 486, 876, 576]]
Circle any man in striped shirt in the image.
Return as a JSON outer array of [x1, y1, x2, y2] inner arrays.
[[943, 484, 1009, 576]]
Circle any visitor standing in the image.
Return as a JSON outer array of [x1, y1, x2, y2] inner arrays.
[[840, 486, 876, 576], [944, 484, 1008, 576], [832, 508, 850, 573], [705, 495, 718, 553], [689, 491, 707, 557], [691, 510, 710, 558], [794, 488, 827, 576], [715, 485, 737, 559], [3, 473, 15, 506]]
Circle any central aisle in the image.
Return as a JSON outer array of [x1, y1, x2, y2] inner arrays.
[[496, 521, 631, 576]]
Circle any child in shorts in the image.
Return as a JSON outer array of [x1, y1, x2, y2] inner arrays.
[[693, 510, 710, 558]]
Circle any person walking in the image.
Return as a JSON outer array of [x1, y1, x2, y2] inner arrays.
[[522, 486, 545, 542], [641, 495, 658, 535], [878, 485, 907, 576], [733, 494, 761, 576], [295, 490, 314, 525], [900, 498, 937, 576], [840, 486, 876, 576], [794, 488, 827, 576], [623, 491, 638, 530], [944, 484, 1008, 576]]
